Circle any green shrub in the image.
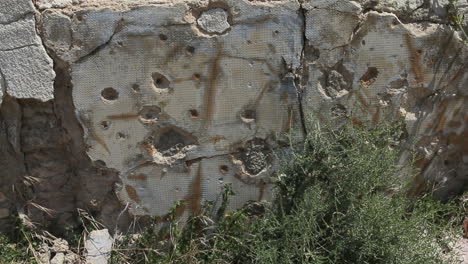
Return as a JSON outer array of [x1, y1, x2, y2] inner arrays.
[[111, 120, 463, 264]]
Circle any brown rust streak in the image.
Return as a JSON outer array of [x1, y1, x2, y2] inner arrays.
[[372, 105, 380, 125], [355, 91, 370, 109], [106, 113, 139, 120], [92, 132, 110, 154], [282, 105, 294, 133], [187, 164, 203, 214], [433, 100, 449, 132], [350, 116, 363, 127], [79, 115, 110, 154], [128, 173, 147, 180], [210, 136, 226, 143], [405, 33, 424, 84], [125, 185, 141, 202], [202, 42, 224, 128], [257, 181, 266, 201], [173, 77, 196, 83], [254, 80, 276, 106]]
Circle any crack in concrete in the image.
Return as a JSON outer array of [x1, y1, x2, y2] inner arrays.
[[294, 3, 309, 137], [75, 16, 125, 64], [0, 44, 41, 52]]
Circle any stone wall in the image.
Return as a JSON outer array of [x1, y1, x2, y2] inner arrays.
[[0, 0, 466, 232]]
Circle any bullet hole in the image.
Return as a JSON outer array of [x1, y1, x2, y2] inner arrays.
[[274, 30, 279, 35], [321, 70, 349, 98], [247, 40, 252, 45], [189, 109, 199, 119], [417, 49, 423, 55], [186, 46, 195, 54], [152, 72, 170, 90], [116, 132, 127, 140], [219, 165, 229, 174], [76, 13, 86, 22], [361, 39, 366, 46], [241, 109, 256, 123], [193, 73, 201, 80], [359, 67, 379, 87], [139, 105, 161, 123], [132, 83, 140, 92], [159, 33, 168, 41], [152, 127, 197, 157], [392, 19, 399, 26], [100, 120, 111, 130], [94, 160, 107, 167], [239, 139, 270, 175], [101, 87, 119, 101]]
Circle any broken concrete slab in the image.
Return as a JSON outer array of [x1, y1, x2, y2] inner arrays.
[[85, 229, 113, 264]]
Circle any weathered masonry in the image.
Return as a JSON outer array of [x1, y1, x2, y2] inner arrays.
[[0, 0, 467, 230]]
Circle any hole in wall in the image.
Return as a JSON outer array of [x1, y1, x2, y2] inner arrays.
[[219, 165, 229, 174], [193, 73, 201, 80], [189, 109, 199, 119], [240, 109, 256, 123], [116, 132, 127, 140], [94, 160, 107, 167], [152, 127, 197, 157], [159, 34, 168, 41], [238, 138, 270, 176], [101, 87, 119, 101], [139, 105, 161, 123], [152, 72, 170, 90], [186, 46, 195, 54], [132, 83, 140, 92], [100, 120, 111, 130], [359, 67, 379, 87]]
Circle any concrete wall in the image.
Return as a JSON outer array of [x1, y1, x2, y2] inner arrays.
[[0, 0, 466, 231]]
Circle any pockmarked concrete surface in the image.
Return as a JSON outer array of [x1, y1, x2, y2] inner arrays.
[[0, 0, 466, 227]]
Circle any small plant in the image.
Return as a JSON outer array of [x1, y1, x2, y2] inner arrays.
[[448, 0, 468, 42], [110, 119, 464, 263], [0, 218, 38, 264]]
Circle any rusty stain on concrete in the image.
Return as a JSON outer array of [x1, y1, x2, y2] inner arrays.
[[125, 185, 140, 202], [106, 113, 139, 120], [405, 33, 424, 84], [188, 164, 203, 214], [202, 42, 224, 128], [128, 173, 147, 180]]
